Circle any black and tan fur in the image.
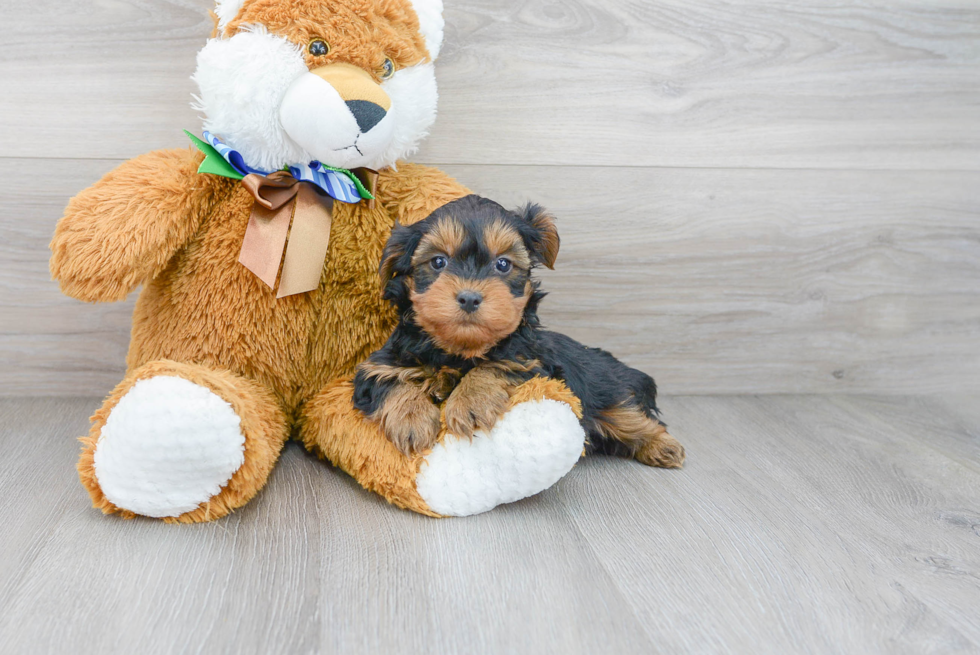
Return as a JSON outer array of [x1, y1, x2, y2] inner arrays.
[[354, 194, 685, 467]]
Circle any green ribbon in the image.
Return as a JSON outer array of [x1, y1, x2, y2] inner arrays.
[[185, 130, 244, 180], [184, 130, 374, 201]]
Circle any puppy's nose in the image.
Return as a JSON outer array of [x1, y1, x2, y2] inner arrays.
[[456, 291, 483, 314], [345, 100, 387, 133]]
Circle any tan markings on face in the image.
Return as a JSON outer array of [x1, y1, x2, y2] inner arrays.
[[482, 220, 530, 269], [229, 0, 431, 77], [411, 218, 466, 266], [311, 63, 392, 110], [411, 274, 532, 358]]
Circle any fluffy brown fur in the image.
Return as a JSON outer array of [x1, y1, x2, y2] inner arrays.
[[594, 404, 685, 469], [54, 149, 472, 417], [481, 220, 532, 270], [299, 377, 438, 516], [300, 374, 584, 515], [51, 149, 229, 303], [371, 378, 442, 454], [443, 364, 513, 438], [55, 0, 591, 521], [226, 0, 431, 77], [54, 147, 475, 519], [77, 360, 288, 523]]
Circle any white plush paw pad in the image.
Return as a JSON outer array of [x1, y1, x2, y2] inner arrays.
[[415, 399, 585, 517], [93, 376, 245, 518]]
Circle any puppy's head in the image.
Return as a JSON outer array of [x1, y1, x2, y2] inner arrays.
[[380, 195, 560, 358]]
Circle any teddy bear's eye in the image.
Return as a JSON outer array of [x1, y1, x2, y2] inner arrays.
[[380, 58, 396, 80], [308, 39, 330, 57]]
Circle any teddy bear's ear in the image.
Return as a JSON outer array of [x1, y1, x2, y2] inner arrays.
[[518, 203, 560, 270], [408, 0, 445, 60], [213, 0, 246, 33]]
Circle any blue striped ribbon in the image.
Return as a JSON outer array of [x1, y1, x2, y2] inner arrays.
[[203, 131, 363, 204]]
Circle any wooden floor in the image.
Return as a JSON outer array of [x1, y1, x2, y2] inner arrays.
[[1, 394, 978, 654]]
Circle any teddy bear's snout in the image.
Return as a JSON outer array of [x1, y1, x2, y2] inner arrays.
[[280, 62, 396, 168], [312, 63, 391, 134], [310, 63, 392, 113]]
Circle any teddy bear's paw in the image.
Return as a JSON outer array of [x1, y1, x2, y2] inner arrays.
[[414, 399, 585, 517], [92, 376, 246, 518]]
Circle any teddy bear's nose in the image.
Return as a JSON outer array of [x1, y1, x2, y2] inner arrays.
[[346, 100, 387, 133]]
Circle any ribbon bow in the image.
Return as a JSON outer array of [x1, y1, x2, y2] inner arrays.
[[186, 130, 378, 298]]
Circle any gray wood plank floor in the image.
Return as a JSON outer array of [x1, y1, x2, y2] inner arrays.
[[1, 395, 978, 655]]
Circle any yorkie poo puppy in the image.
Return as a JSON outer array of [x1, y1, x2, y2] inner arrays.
[[353, 195, 685, 469]]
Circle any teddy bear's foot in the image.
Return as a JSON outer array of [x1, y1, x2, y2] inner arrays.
[[416, 396, 585, 516], [302, 376, 586, 517], [79, 360, 288, 523]]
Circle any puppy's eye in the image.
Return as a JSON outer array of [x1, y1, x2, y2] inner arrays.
[[380, 58, 396, 80], [308, 39, 330, 57], [495, 258, 512, 274], [430, 256, 448, 271]]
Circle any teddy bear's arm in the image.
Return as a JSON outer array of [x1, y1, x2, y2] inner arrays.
[[379, 163, 472, 226], [50, 148, 227, 302]]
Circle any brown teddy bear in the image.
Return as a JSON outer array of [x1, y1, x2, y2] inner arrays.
[[50, 0, 588, 522]]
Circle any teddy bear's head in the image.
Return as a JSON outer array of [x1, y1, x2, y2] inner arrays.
[[193, 0, 444, 172]]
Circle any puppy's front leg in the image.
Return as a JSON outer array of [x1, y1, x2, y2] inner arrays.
[[444, 365, 514, 438], [374, 381, 442, 456], [354, 365, 441, 456]]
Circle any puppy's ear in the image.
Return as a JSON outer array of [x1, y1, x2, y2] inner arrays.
[[380, 222, 425, 311], [518, 203, 560, 269], [379, 222, 422, 286]]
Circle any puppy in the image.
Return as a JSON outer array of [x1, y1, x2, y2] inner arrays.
[[353, 195, 685, 469]]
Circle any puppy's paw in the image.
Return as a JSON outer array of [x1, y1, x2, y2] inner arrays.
[[376, 383, 442, 456], [635, 431, 686, 469], [444, 367, 512, 437]]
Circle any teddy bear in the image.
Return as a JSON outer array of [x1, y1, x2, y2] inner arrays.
[[49, 0, 589, 522]]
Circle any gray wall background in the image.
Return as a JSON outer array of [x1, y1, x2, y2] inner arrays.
[[1, 0, 978, 396]]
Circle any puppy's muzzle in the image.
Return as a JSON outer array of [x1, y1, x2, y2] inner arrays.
[[456, 290, 483, 314]]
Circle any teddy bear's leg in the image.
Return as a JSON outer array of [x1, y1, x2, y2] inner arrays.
[[300, 376, 586, 517], [78, 360, 288, 523]]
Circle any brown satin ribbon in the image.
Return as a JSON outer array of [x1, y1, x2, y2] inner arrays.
[[237, 168, 378, 298]]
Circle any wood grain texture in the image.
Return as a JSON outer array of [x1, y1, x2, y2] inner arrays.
[[3, 157, 978, 396], [1, 395, 978, 654], [0, 0, 978, 168], [1, 0, 978, 394]]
